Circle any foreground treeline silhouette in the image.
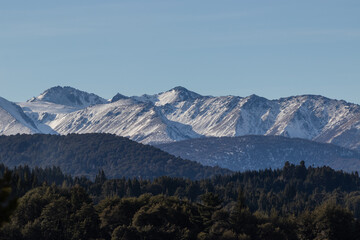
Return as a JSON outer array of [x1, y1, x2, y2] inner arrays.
[[1, 162, 360, 239]]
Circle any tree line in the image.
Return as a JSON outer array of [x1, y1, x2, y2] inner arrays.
[[1, 162, 360, 239]]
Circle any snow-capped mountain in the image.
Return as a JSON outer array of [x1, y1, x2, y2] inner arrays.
[[2, 86, 360, 151], [19, 86, 107, 134], [156, 135, 360, 172], [27, 86, 107, 108], [0, 97, 40, 135], [48, 98, 201, 144], [18, 101, 75, 134]]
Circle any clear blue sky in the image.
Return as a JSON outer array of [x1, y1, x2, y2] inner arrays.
[[1, 1, 360, 103]]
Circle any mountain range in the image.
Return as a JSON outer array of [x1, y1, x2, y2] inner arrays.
[[0, 85, 358, 151]]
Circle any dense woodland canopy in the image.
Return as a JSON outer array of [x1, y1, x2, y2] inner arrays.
[[0, 134, 230, 179], [1, 162, 360, 239]]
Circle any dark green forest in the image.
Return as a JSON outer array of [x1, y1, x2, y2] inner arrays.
[[0, 134, 230, 179], [1, 162, 360, 239]]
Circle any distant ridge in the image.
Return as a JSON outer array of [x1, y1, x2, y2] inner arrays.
[[157, 135, 360, 173]]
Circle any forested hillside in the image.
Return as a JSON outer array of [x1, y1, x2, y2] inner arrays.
[[157, 135, 360, 172], [0, 134, 230, 180]]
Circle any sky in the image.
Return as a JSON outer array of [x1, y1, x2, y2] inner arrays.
[[1, 0, 360, 103]]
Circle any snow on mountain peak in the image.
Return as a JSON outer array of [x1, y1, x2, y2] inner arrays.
[[155, 86, 203, 106], [28, 86, 107, 108]]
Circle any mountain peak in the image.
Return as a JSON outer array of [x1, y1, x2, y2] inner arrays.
[[155, 86, 203, 106], [244, 94, 270, 102], [110, 93, 129, 103], [171, 86, 191, 92], [246, 94, 262, 99], [28, 86, 107, 108]]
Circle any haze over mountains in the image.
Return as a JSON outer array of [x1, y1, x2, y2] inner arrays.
[[0, 85, 357, 150]]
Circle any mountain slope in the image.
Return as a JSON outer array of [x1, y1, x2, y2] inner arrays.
[[0, 133, 230, 179], [48, 99, 201, 144], [0, 97, 40, 135], [156, 92, 360, 149], [157, 135, 360, 172]]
